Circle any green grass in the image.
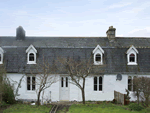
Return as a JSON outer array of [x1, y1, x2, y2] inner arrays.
[[67, 103, 150, 113], [3, 104, 52, 113]]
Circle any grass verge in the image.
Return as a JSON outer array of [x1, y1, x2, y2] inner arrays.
[[3, 104, 52, 113], [67, 103, 150, 113]]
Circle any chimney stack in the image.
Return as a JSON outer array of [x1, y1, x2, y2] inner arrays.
[[16, 26, 25, 41], [106, 26, 116, 41]]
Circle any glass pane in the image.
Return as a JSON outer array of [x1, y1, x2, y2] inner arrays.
[[96, 54, 101, 61], [61, 77, 63, 87], [99, 77, 102, 84], [94, 77, 97, 84], [94, 85, 97, 91], [99, 85, 102, 91], [128, 85, 131, 91], [130, 54, 135, 62], [66, 77, 68, 87], [29, 53, 34, 61], [27, 77, 30, 90], [32, 77, 35, 90]]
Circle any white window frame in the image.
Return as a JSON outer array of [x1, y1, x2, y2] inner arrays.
[[0, 47, 4, 64], [93, 45, 104, 65], [93, 76, 103, 91], [126, 45, 138, 65], [26, 76, 36, 91], [26, 44, 37, 64]]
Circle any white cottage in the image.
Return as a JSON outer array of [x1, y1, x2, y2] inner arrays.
[[0, 26, 150, 103]]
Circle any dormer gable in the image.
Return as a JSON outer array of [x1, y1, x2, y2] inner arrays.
[[93, 45, 104, 65], [126, 45, 138, 54], [26, 44, 37, 64], [93, 45, 104, 54], [26, 44, 37, 53], [126, 45, 138, 65], [0, 47, 4, 64]]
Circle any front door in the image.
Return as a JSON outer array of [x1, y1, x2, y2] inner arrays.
[[60, 76, 69, 101]]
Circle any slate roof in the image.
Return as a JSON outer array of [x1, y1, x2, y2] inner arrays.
[[1, 36, 150, 74]]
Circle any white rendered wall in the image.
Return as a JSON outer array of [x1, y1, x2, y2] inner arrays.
[[6, 73, 150, 102]]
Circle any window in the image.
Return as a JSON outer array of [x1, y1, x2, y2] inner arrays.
[[0, 54, 1, 62], [94, 77, 97, 91], [96, 54, 101, 62], [0, 47, 4, 64], [94, 76, 103, 91], [29, 53, 34, 61], [26, 44, 37, 64], [61, 77, 63, 87], [128, 76, 136, 91], [126, 45, 138, 65], [93, 45, 104, 65], [66, 77, 68, 87], [27, 76, 36, 91], [128, 76, 132, 91], [129, 54, 135, 62]]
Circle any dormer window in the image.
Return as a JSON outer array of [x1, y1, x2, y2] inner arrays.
[[26, 45, 37, 64], [126, 45, 138, 65], [0, 47, 4, 64], [93, 45, 104, 65]]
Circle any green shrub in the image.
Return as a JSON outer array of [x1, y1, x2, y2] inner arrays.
[[2, 82, 16, 104], [128, 103, 144, 111]]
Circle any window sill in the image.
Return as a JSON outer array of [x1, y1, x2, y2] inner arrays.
[[26, 90, 36, 93], [27, 62, 36, 64], [94, 62, 103, 65], [127, 62, 137, 65]]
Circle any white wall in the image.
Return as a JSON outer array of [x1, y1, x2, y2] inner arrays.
[[6, 73, 150, 102]]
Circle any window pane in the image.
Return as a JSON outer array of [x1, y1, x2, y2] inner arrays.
[[0, 54, 1, 61], [128, 76, 132, 91], [27, 77, 30, 90], [32, 77, 35, 90], [99, 77, 102, 84], [96, 54, 101, 61], [29, 53, 34, 61], [99, 85, 102, 91], [130, 54, 135, 62], [128, 85, 131, 91], [66, 77, 68, 87], [94, 77, 97, 84], [61, 77, 63, 87], [94, 85, 97, 91]]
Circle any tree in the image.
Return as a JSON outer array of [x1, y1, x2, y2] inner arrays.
[[58, 56, 105, 104], [133, 76, 150, 107], [30, 55, 58, 106]]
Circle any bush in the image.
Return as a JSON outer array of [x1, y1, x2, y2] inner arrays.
[[0, 101, 9, 106], [2, 82, 16, 104], [128, 103, 144, 111]]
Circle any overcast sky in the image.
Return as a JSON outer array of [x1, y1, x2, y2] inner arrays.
[[0, 0, 150, 37]]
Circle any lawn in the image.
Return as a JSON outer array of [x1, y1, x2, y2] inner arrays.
[[67, 103, 150, 113], [3, 104, 52, 113]]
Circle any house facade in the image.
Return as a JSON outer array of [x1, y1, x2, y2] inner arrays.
[[0, 26, 150, 102]]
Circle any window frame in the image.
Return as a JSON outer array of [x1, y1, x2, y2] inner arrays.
[[93, 76, 103, 91], [128, 76, 136, 92], [27, 76, 36, 91]]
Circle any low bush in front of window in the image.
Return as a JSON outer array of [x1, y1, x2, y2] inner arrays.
[[128, 103, 144, 111]]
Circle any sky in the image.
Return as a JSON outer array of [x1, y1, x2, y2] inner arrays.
[[0, 0, 150, 37]]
